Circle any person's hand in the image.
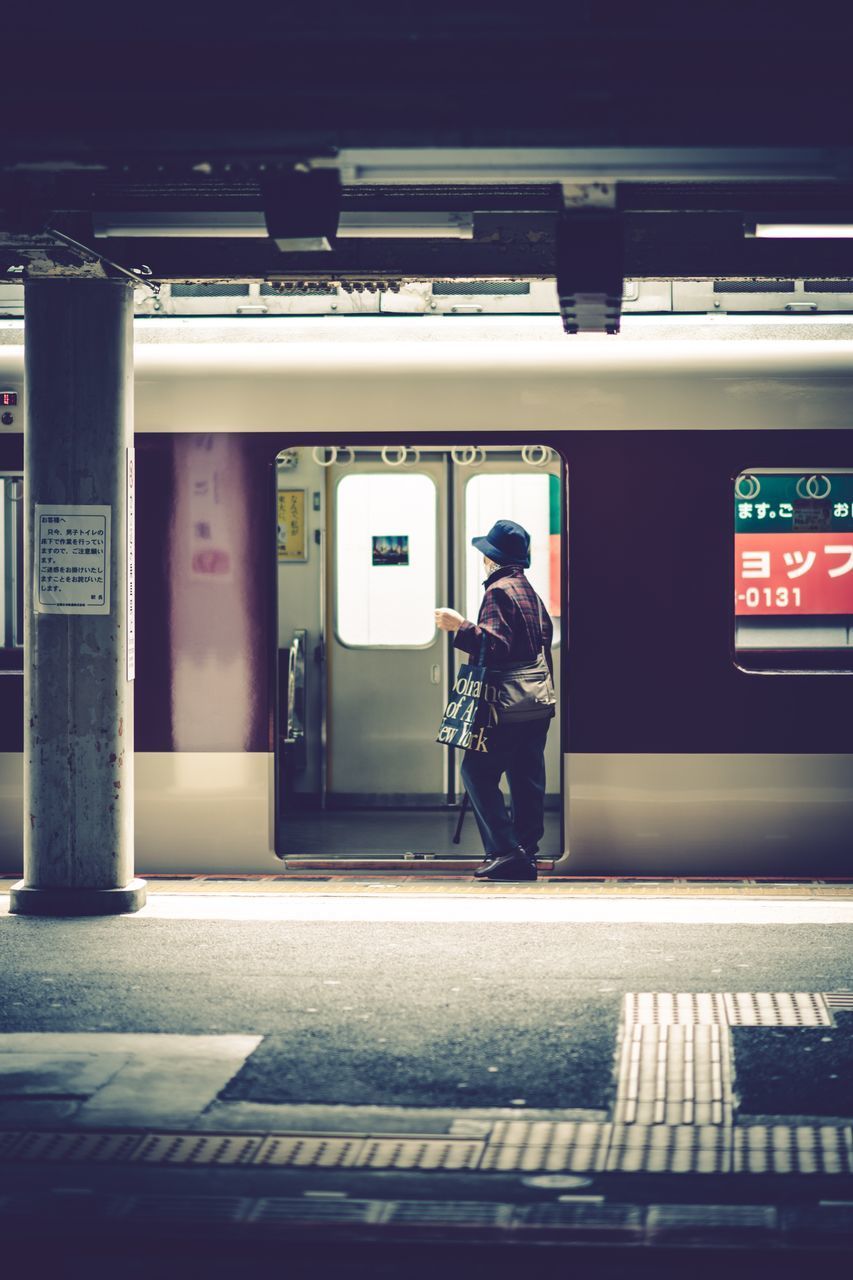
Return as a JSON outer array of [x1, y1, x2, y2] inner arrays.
[[435, 607, 465, 632]]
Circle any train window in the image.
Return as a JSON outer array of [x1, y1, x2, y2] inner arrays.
[[465, 471, 561, 642], [0, 474, 24, 651], [335, 472, 437, 647], [734, 469, 853, 671]]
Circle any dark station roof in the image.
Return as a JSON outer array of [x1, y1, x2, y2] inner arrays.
[[3, 4, 853, 292]]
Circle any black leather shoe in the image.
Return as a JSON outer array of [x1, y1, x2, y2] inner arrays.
[[474, 850, 537, 881]]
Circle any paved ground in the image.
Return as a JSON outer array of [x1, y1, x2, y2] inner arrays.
[[0, 879, 851, 1273]]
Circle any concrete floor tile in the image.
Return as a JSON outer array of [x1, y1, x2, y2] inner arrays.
[[0, 1052, 128, 1096], [0, 1098, 80, 1125], [0, 1035, 261, 1131], [74, 1041, 262, 1129]]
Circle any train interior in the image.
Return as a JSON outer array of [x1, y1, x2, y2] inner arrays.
[[276, 444, 563, 860]]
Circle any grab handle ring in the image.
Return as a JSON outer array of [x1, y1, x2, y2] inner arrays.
[[312, 446, 338, 467], [522, 444, 551, 467], [381, 445, 409, 467], [451, 446, 479, 466]]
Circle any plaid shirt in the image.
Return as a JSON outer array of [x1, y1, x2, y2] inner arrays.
[[454, 565, 554, 673]]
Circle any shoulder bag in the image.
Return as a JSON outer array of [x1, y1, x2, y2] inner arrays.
[[495, 594, 556, 723]]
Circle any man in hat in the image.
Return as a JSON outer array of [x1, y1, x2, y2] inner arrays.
[[435, 519, 555, 881]]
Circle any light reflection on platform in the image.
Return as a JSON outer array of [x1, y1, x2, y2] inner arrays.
[[0, 891, 843, 925]]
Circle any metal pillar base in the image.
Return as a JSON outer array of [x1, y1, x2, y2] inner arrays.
[[9, 879, 147, 917]]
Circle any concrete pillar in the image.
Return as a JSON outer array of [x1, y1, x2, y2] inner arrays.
[[11, 280, 146, 915]]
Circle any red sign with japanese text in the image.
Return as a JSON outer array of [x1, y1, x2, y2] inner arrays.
[[735, 532, 853, 615]]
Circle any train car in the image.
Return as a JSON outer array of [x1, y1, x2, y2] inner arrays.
[[2, 308, 853, 877]]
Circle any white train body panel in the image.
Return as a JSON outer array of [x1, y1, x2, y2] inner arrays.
[[1, 316, 852, 875]]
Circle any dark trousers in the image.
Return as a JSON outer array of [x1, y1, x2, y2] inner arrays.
[[460, 716, 552, 857]]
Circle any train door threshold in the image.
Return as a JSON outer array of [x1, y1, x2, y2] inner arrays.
[[280, 857, 558, 874]]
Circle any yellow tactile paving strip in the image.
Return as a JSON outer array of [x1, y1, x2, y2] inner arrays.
[[2, 876, 850, 898], [1, 1122, 851, 1175]]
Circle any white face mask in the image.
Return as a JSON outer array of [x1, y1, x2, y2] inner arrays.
[[484, 556, 500, 575]]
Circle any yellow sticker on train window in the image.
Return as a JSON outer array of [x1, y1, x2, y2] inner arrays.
[[277, 489, 307, 562]]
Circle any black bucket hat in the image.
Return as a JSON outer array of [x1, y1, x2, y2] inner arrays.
[[472, 518, 531, 568]]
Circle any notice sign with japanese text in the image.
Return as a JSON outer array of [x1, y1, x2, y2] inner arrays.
[[35, 504, 111, 615], [278, 489, 307, 562], [735, 532, 853, 616]]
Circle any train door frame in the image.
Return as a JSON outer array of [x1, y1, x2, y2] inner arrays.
[[274, 437, 568, 864]]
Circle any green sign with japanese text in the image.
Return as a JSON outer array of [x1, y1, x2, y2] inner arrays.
[[734, 472, 853, 534]]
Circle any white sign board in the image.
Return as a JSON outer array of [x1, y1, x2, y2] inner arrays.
[[35, 504, 111, 615], [127, 450, 135, 680]]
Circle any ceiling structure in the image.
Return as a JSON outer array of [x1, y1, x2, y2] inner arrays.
[[2, 5, 853, 332]]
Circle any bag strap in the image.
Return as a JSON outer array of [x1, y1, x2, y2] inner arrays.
[[477, 583, 547, 665], [535, 593, 546, 654]]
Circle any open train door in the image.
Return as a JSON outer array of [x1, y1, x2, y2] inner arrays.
[[275, 443, 563, 865]]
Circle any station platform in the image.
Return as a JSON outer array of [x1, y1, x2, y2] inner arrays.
[[124, 873, 853, 895], [0, 877, 851, 1274]]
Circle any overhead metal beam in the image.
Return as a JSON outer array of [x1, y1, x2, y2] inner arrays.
[[4, 147, 852, 185], [10, 177, 853, 220], [329, 148, 852, 186], [5, 208, 853, 283], [8, 212, 849, 283]]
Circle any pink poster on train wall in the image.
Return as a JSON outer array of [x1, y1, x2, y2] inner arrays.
[[735, 532, 853, 615], [187, 435, 232, 580]]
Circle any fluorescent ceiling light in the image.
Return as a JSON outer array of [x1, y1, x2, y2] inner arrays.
[[94, 213, 267, 238], [335, 212, 473, 239], [749, 221, 853, 238], [330, 147, 840, 184], [94, 211, 473, 240]]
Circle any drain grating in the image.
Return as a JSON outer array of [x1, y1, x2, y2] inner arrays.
[[725, 993, 832, 1027], [646, 1203, 777, 1244], [387, 1201, 512, 1228], [626, 993, 728, 1026], [247, 1198, 381, 1226], [517, 1202, 644, 1239], [614, 1024, 733, 1126], [480, 1120, 610, 1173], [607, 1125, 732, 1174], [131, 1133, 263, 1166], [1, 1191, 852, 1248], [734, 1125, 851, 1174], [360, 1137, 483, 1171], [254, 1135, 364, 1169]]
